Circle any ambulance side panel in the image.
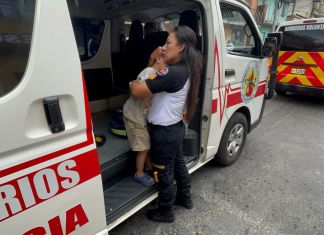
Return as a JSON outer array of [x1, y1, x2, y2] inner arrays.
[[220, 1, 267, 126], [0, 1, 107, 234], [204, 0, 228, 160], [206, 0, 268, 160]]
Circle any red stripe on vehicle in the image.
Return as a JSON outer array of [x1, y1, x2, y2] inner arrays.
[[0, 149, 100, 222], [278, 51, 295, 66], [82, 72, 94, 144], [0, 72, 96, 178], [277, 64, 293, 81], [226, 92, 242, 108], [255, 84, 266, 97], [211, 99, 218, 114], [289, 77, 303, 86], [230, 87, 241, 92], [309, 52, 324, 72], [304, 65, 324, 87], [214, 39, 224, 124]]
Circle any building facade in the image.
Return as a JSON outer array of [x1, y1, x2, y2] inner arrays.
[[287, 0, 313, 19], [312, 0, 324, 17], [250, 0, 294, 39]]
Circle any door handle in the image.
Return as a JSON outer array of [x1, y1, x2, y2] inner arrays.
[[43, 96, 65, 133], [225, 69, 235, 76]]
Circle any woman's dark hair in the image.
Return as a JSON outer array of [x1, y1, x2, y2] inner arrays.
[[172, 25, 203, 121]]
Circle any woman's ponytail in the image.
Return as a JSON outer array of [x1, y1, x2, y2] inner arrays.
[[173, 26, 203, 121]]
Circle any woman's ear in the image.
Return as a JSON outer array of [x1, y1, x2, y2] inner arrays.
[[177, 44, 185, 53]]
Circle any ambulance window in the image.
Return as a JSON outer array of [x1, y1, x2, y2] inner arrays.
[[221, 5, 257, 56], [71, 19, 105, 61], [0, 0, 36, 98], [279, 24, 324, 52]]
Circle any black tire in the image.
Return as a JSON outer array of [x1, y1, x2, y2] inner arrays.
[[214, 112, 248, 166], [275, 88, 287, 96]]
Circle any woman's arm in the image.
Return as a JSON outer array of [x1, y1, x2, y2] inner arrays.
[[129, 80, 153, 99], [130, 47, 163, 98], [130, 60, 165, 99]]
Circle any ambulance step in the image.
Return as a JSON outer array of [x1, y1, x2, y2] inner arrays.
[[104, 176, 157, 224], [100, 151, 134, 190], [103, 156, 198, 224]]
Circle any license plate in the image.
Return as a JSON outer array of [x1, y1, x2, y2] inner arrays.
[[291, 68, 306, 75]]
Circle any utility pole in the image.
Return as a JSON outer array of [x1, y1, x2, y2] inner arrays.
[[311, 0, 315, 17], [272, 0, 279, 32], [291, 0, 297, 18], [311, 0, 322, 18]]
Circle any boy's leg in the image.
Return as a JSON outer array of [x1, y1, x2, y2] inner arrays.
[[135, 150, 149, 177], [134, 150, 155, 187], [145, 152, 153, 171]]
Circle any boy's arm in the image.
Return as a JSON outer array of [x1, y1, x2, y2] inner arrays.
[[129, 80, 153, 99]]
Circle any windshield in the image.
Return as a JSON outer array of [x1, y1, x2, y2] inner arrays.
[[278, 23, 324, 52]]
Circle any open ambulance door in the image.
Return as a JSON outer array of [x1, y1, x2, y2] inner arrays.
[[0, 1, 107, 234]]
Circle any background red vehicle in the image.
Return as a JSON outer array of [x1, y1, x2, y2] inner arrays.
[[275, 18, 324, 96]]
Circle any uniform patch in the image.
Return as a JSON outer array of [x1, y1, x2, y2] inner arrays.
[[157, 67, 169, 76], [149, 73, 157, 80]]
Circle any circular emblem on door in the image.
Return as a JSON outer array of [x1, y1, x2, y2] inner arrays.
[[241, 61, 259, 103]]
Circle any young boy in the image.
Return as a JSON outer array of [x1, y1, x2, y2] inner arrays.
[[123, 57, 166, 187]]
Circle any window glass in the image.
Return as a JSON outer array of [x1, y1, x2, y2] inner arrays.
[[0, 0, 36, 98], [71, 19, 105, 61], [221, 6, 256, 55], [161, 18, 179, 32], [279, 24, 324, 52], [123, 21, 132, 40]]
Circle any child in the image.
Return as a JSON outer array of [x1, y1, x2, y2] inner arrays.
[[123, 57, 166, 187]]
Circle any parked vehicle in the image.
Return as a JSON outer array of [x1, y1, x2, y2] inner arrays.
[[275, 18, 324, 96], [0, 0, 279, 234]]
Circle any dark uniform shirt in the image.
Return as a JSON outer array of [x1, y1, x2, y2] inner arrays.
[[146, 62, 189, 126]]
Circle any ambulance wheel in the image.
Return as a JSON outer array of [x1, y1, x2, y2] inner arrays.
[[214, 112, 248, 166]]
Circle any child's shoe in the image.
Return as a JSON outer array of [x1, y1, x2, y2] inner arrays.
[[134, 173, 155, 187]]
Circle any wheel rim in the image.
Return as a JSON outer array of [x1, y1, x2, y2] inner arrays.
[[227, 123, 244, 157]]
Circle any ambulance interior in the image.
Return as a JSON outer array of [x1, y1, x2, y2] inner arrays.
[[67, 0, 206, 223]]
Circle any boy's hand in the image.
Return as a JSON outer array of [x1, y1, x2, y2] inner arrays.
[[148, 47, 163, 66], [152, 57, 166, 71]]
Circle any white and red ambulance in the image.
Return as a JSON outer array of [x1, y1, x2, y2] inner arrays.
[[0, 0, 280, 234]]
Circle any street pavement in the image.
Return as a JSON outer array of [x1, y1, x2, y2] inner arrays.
[[110, 94, 324, 235]]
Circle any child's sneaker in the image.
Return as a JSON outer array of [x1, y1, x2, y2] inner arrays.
[[134, 173, 155, 187]]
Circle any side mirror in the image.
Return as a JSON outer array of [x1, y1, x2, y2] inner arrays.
[[264, 32, 283, 99], [262, 37, 277, 57]]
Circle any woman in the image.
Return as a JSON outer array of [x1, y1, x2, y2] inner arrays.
[[130, 25, 203, 222]]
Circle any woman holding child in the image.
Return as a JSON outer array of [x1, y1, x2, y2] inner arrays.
[[129, 25, 203, 222]]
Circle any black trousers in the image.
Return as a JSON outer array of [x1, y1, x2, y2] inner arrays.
[[149, 121, 191, 212]]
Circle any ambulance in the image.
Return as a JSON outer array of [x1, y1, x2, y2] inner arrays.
[[0, 0, 280, 234], [275, 18, 324, 96]]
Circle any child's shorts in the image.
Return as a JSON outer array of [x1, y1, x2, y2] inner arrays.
[[124, 117, 150, 152]]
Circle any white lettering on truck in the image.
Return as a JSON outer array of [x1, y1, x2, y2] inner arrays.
[[0, 160, 80, 221], [22, 204, 89, 235]]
